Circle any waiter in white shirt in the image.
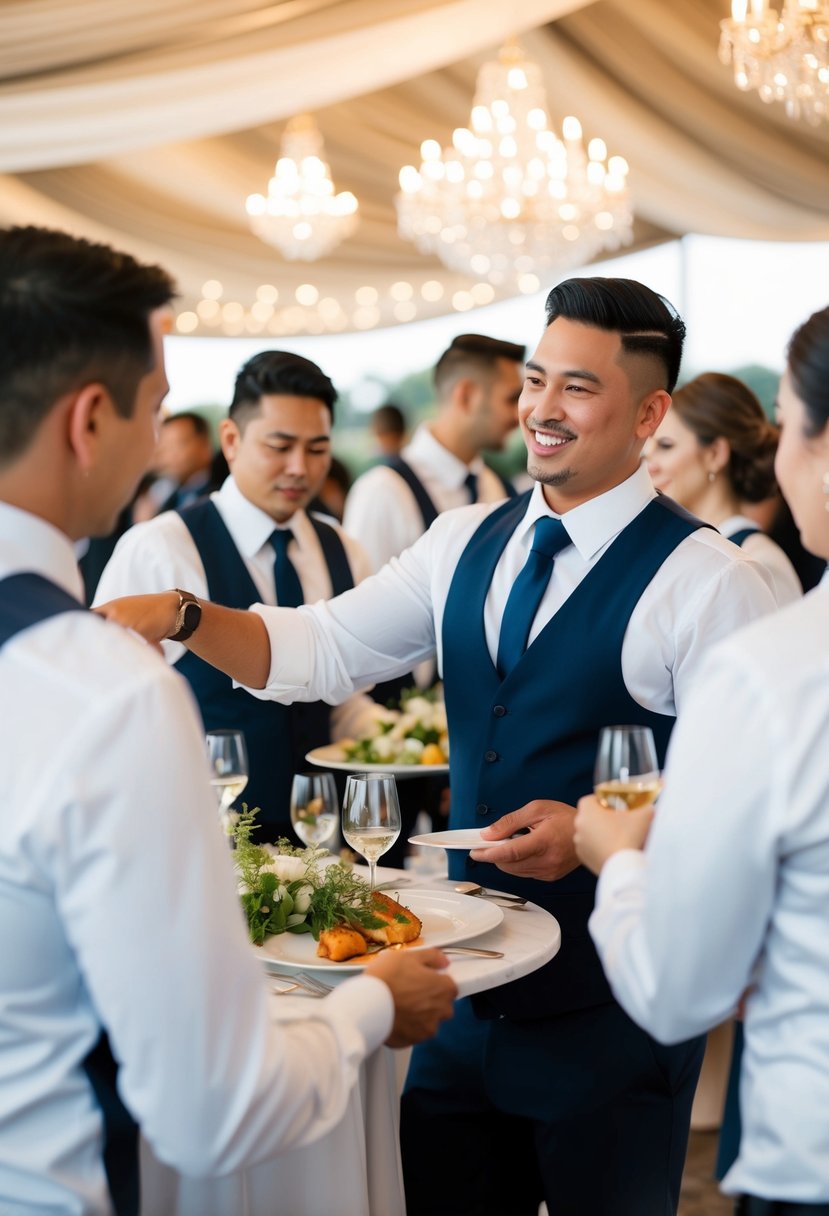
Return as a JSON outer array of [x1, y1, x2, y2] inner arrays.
[[94, 350, 381, 842], [96, 277, 783, 1216], [0, 224, 456, 1216], [574, 302, 829, 1216]]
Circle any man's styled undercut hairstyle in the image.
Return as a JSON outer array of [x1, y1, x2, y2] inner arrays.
[[229, 350, 337, 430], [433, 333, 526, 397], [0, 225, 175, 466], [544, 277, 686, 394]]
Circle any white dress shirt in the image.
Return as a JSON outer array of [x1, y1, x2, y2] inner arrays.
[[93, 477, 381, 739], [0, 501, 393, 1215], [342, 423, 512, 572], [720, 513, 802, 606], [589, 582, 829, 1202], [248, 464, 780, 718]]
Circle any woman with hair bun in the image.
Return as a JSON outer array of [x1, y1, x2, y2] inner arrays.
[[647, 371, 802, 604]]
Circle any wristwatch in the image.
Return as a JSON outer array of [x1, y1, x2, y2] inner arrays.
[[167, 589, 202, 642]]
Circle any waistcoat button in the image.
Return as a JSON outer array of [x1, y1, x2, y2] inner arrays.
[[493, 704, 506, 717], [475, 803, 489, 816], [484, 750, 498, 763]]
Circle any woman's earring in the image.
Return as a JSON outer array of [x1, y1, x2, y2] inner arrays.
[[708, 471, 716, 483]]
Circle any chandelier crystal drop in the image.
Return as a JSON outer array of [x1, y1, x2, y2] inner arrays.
[[245, 114, 359, 260], [394, 41, 633, 286], [719, 0, 829, 125]]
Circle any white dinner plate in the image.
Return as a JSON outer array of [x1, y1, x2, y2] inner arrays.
[[256, 889, 503, 973], [408, 828, 505, 850], [305, 743, 449, 778]]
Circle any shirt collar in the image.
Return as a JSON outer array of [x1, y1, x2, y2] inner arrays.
[[0, 502, 85, 601], [405, 423, 481, 490], [215, 476, 305, 559], [519, 463, 657, 560]]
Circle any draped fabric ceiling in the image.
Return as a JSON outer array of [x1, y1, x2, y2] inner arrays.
[[2, 0, 828, 337]]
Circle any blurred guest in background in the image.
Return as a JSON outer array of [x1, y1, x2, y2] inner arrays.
[[573, 303, 829, 1216], [308, 454, 354, 523], [370, 401, 407, 458], [343, 333, 524, 574], [154, 410, 215, 512], [647, 371, 801, 605]]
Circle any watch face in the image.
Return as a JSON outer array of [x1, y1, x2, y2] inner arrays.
[[182, 600, 201, 633]]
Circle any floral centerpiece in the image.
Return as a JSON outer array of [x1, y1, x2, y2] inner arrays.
[[343, 685, 449, 766], [230, 805, 385, 947]]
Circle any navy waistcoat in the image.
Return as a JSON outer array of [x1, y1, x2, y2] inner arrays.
[[177, 501, 354, 841], [0, 572, 138, 1216], [441, 492, 708, 1019], [728, 526, 760, 548]]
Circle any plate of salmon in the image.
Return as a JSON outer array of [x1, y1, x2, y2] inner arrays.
[[257, 889, 503, 972]]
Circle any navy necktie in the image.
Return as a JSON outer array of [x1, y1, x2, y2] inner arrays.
[[269, 530, 304, 608], [464, 471, 479, 504], [496, 516, 570, 678]]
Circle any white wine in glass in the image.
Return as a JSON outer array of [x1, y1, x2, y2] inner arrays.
[[205, 730, 249, 824], [290, 771, 339, 848], [341, 772, 401, 890], [593, 725, 662, 813]]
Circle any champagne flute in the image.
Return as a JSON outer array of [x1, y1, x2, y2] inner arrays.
[[205, 730, 249, 827], [593, 725, 663, 813], [290, 771, 339, 848], [341, 772, 401, 890]]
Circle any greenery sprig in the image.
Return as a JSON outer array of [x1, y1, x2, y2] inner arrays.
[[230, 804, 385, 947]]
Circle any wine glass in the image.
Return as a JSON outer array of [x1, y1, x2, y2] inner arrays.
[[593, 725, 663, 813], [205, 729, 249, 828], [341, 772, 401, 890], [290, 771, 339, 848]]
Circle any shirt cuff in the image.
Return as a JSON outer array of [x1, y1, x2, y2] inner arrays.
[[236, 603, 315, 699], [596, 848, 648, 903], [325, 974, 394, 1052]]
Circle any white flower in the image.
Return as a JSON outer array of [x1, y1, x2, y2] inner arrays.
[[371, 733, 397, 761], [293, 884, 314, 914], [404, 696, 433, 720], [400, 736, 425, 759], [269, 855, 310, 884]]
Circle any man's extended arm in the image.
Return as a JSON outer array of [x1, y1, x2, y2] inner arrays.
[[94, 591, 272, 689]]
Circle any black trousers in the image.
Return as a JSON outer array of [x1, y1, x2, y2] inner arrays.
[[736, 1199, 829, 1215], [401, 996, 705, 1216]]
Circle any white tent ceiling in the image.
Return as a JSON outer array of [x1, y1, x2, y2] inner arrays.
[[1, 0, 827, 337]]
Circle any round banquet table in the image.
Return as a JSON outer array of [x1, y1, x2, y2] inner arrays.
[[139, 863, 561, 1216]]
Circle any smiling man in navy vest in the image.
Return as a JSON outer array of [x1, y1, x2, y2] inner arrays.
[[95, 350, 379, 843], [95, 278, 781, 1216]]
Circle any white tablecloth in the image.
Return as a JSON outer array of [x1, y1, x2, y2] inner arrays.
[[139, 865, 560, 1216]]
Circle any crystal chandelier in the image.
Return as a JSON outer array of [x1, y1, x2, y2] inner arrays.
[[394, 41, 632, 287], [245, 114, 359, 260], [719, 1, 829, 125]]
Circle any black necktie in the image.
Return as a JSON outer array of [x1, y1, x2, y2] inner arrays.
[[269, 530, 304, 608], [464, 471, 479, 504], [496, 516, 570, 678]]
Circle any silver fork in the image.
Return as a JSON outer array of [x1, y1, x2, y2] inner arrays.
[[270, 976, 327, 998], [294, 970, 334, 995]]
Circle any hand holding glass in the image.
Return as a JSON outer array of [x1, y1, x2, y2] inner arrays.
[[593, 725, 662, 812], [341, 772, 401, 889], [206, 730, 249, 821], [290, 771, 339, 847]]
